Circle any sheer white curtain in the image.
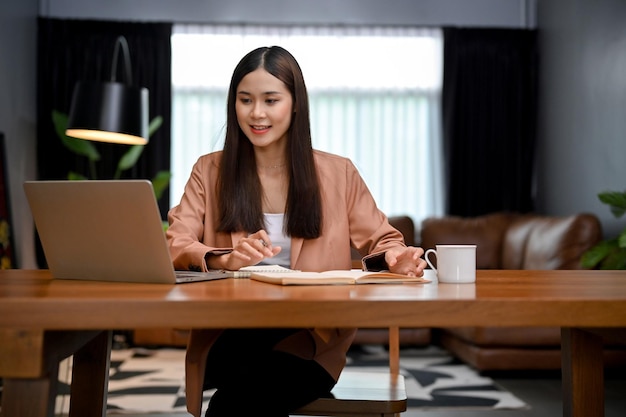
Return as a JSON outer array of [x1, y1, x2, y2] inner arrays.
[[171, 24, 444, 234]]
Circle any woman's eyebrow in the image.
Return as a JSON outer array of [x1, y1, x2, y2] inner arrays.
[[237, 90, 283, 95]]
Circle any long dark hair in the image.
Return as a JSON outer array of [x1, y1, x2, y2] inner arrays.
[[216, 46, 322, 238]]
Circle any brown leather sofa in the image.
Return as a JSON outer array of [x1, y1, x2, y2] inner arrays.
[[421, 211, 626, 371]]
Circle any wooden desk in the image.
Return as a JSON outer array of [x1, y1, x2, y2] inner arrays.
[[1, 269, 626, 417]]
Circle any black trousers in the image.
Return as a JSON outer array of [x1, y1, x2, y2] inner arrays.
[[203, 328, 336, 417]]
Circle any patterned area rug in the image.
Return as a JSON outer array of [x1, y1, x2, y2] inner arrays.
[[54, 345, 528, 415]]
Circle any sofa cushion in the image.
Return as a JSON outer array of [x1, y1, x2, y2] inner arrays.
[[420, 212, 517, 269], [439, 328, 626, 371], [502, 213, 602, 269], [438, 331, 564, 370], [441, 327, 561, 347]]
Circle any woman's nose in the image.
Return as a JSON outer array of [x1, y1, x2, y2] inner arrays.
[[251, 102, 265, 118]]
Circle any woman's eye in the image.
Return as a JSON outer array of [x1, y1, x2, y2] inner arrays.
[[266, 98, 278, 104]]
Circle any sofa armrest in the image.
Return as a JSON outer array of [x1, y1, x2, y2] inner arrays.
[[388, 215, 416, 246]]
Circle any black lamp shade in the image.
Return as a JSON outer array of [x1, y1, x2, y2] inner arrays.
[[66, 81, 149, 145]]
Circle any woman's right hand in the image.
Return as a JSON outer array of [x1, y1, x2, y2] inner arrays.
[[209, 230, 282, 271]]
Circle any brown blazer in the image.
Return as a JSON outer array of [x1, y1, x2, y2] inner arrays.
[[167, 150, 406, 417]]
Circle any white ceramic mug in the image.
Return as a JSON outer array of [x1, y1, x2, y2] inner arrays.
[[425, 244, 476, 283]]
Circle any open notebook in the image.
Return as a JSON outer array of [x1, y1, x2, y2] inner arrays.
[[23, 180, 228, 284], [248, 269, 431, 285]]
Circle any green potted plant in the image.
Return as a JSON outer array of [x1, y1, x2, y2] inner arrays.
[[581, 190, 626, 269], [52, 110, 171, 201]]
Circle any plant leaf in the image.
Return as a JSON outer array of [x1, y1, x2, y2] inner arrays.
[[618, 227, 626, 249], [149, 116, 163, 137], [598, 191, 626, 218], [580, 240, 615, 268], [68, 171, 88, 181], [152, 170, 172, 201], [115, 116, 162, 175], [117, 145, 145, 173], [599, 246, 626, 270], [52, 110, 101, 161]]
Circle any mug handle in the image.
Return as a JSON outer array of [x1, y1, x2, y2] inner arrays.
[[425, 249, 437, 272]]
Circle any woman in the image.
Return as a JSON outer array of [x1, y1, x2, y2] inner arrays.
[[167, 46, 427, 417]]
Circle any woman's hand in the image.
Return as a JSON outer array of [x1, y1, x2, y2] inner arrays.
[[385, 246, 427, 277], [216, 230, 282, 271]]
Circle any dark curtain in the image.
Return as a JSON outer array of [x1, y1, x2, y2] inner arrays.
[[37, 18, 172, 216], [442, 28, 538, 216]]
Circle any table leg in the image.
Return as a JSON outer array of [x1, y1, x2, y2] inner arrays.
[[561, 328, 604, 417], [389, 326, 400, 376], [0, 329, 56, 417], [2, 371, 58, 417], [68, 330, 112, 417], [0, 329, 106, 417]]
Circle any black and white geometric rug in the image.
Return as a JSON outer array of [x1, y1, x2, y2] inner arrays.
[[54, 345, 528, 415]]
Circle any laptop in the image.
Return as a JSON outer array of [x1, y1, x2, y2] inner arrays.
[[23, 180, 229, 284]]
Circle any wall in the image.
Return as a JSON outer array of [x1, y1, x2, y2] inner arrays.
[[0, 0, 38, 269], [40, 0, 534, 27], [536, 0, 626, 237]]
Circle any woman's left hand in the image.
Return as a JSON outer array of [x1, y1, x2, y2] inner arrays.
[[385, 246, 427, 277]]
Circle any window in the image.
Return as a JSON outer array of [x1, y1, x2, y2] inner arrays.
[[171, 24, 444, 230]]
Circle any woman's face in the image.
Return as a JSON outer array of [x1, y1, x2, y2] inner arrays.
[[235, 68, 293, 149]]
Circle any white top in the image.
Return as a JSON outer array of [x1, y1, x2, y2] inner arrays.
[[259, 213, 291, 267]]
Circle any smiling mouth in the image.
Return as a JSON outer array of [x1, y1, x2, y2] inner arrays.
[[251, 125, 270, 133]]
